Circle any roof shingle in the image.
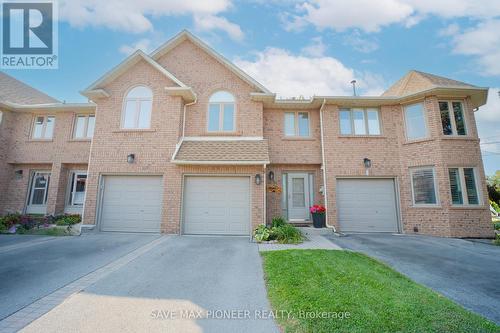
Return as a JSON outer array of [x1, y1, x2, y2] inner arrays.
[[0, 72, 58, 104]]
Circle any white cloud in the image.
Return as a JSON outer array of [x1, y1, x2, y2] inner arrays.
[[234, 47, 385, 98], [438, 23, 460, 37], [59, 0, 243, 40], [193, 14, 244, 41], [301, 37, 326, 57], [449, 20, 500, 76], [119, 39, 156, 55], [343, 31, 379, 53], [476, 88, 500, 175]]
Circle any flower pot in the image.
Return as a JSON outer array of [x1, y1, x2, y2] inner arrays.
[[312, 213, 325, 228]]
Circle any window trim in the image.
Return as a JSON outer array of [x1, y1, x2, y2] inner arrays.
[[66, 171, 87, 207], [31, 115, 55, 140], [283, 111, 311, 138], [73, 114, 95, 139], [409, 166, 440, 207], [120, 85, 153, 129], [439, 100, 467, 136], [207, 91, 237, 133], [338, 108, 382, 136], [403, 102, 429, 141], [448, 167, 481, 206]]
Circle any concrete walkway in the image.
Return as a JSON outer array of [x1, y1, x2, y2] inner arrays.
[[258, 227, 342, 251], [20, 236, 279, 333]]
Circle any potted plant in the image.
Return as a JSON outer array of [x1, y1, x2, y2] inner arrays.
[[310, 205, 326, 228]]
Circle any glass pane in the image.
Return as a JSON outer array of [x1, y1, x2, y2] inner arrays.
[[75, 175, 87, 192], [209, 91, 235, 103], [339, 110, 352, 135], [448, 168, 463, 205], [463, 168, 478, 204], [123, 100, 136, 128], [68, 173, 75, 204], [223, 104, 234, 131], [74, 116, 86, 138], [292, 178, 305, 207], [127, 86, 152, 99], [86, 115, 95, 138], [367, 109, 380, 135], [298, 112, 309, 137], [34, 174, 48, 188], [412, 169, 437, 204], [439, 102, 452, 135], [31, 189, 45, 205], [452, 102, 466, 135], [292, 178, 305, 192], [138, 100, 152, 128], [44, 116, 54, 138], [353, 109, 366, 135], [33, 116, 44, 138], [405, 103, 427, 140], [208, 104, 220, 131], [284, 112, 295, 136]]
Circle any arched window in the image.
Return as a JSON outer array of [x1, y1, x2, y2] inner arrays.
[[208, 91, 235, 132], [122, 86, 153, 129]]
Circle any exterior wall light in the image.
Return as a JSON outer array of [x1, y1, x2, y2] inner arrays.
[[127, 154, 135, 164], [15, 169, 23, 179], [255, 174, 262, 185], [268, 171, 275, 181], [363, 158, 372, 169]]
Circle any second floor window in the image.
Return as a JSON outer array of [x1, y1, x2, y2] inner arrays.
[[122, 86, 152, 129], [339, 108, 380, 135], [208, 91, 235, 132], [74, 114, 95, 139], [284, 112, 310, 137], [32, 115, 55, 139], [439, 101, 467, 136], [404, 103, 428, 140]]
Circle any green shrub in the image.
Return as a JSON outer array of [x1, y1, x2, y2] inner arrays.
[[54, 214, 81, 226], [272, 224, 304, 244], [254, 224, 271, 243], [271, 216, 286, 228], [494, 223, 500, 231], [0, 213, 21, 231]]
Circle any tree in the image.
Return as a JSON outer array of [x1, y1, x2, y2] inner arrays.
[[487, 170, 500, 205]]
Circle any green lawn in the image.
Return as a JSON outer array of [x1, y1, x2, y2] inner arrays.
[[261, 250, 500, 333]]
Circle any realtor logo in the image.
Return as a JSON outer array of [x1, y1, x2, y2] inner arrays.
[[1, 0, 58, 69]]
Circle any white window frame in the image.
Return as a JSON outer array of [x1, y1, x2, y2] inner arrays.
[[339, 108, 381, 136], [66, 171, 87, 207], [438, 100, 467, 136], [73, 114, 95, 139], [409, 166, 440, 207], [284, 111, 311, 137], [448, 167, 481, 206], [121, 86, 153, 129], [403, 102, 429, 141], [31, 115, 55, 139], [207, 91, 236, 132]]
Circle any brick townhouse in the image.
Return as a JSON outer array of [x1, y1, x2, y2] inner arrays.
[[0, 30, 493, 238]]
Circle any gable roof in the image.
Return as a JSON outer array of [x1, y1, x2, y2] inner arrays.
[[0, 72, 59, 104], [81, 50, 188, 99], [150, 30, 271, 94], [382, 70, 478, 97]]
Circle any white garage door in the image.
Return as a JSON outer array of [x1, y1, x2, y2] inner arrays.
[[183, 177, 250, 235], [337, 178, 399, 233], [100, 176, 163, 233]]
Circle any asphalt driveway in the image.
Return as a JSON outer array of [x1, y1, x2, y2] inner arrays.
[[0, 233, 160, 320], [326, 233, 500, 325], [18, 236, 278, 333]]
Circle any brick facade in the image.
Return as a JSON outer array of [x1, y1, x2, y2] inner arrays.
[[0, 32, 493, 238]]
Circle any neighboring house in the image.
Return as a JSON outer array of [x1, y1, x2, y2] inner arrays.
[[0, 31, 493, 238]]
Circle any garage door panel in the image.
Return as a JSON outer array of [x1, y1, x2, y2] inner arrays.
[[100, 176, 162, 233], [183, 177, 250, 235], [337, 179, 398, 233]]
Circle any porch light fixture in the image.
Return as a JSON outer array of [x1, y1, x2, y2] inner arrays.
[[255, 174, 262, 185], [127, 154, 135, 164], [363, 158, 372, 169], [268, 171, 275, 181]]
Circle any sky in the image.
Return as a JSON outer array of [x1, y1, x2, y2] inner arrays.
[[3, 0, 499, 175]]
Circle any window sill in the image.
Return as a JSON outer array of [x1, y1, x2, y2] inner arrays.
[[69, 138, 92, 142], [440, 136, 478, 141], [449, 205, 486, 210], [282, 136, 315, 141], [112, 129, 156, 133], [403, 138, 434, 145], [204, 131, 241, 136], [337, 135, 386, 139], [28, 139, 53, 142], [410, 205, 442, 209]]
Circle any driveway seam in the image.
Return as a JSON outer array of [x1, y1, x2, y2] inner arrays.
[[0, 235, 169, 333]]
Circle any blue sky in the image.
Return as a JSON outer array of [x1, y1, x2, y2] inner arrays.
[[3, 0, 499, 174]]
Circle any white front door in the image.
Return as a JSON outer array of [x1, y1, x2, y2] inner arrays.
[[26, 171, 51, 214], [287, 173, 310, 221]]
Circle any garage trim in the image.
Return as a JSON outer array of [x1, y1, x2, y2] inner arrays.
[[96, 173, 164, 233], [180, 174, 253, 236], [335, 176, 402, 233]]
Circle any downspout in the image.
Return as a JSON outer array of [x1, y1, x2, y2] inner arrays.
[[319, 98, 337, 233], [263, 164, 267, 227], [182, 98, 197, 138]]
